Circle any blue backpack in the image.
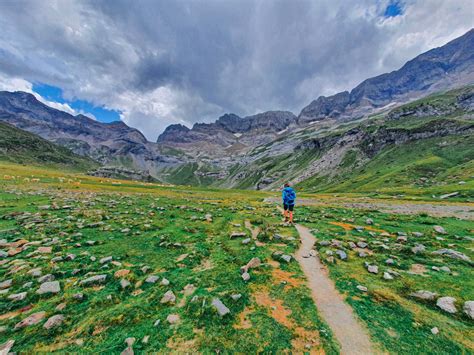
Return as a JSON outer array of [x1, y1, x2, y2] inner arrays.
[[284, 188, 296, 205]]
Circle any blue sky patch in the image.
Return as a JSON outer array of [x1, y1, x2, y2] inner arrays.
[[384, 0, 404, 17], [33, 83, 121, 123]]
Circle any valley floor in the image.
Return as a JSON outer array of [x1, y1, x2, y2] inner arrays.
[[0, 162, 472, 353]]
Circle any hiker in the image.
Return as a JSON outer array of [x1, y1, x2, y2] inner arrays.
[[282, 183, 296, 223]]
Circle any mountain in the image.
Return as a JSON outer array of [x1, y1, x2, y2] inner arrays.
[[157, 111, 296, 157], [0, 121, 98, 170], [0, 91, 183, 174], [298, 28, 474, 124]]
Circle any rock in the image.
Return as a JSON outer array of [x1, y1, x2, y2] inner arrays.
[[242, 238, 251, 245], [335, 250, 347, 260], [411, 244, 425, 254], [212, 298, 230, 316], [366, 218, 373, 225], [436, 297, 457, 313], [397, 236, 407, 243], [412, 232, 424, 237], [8, 292, 27, 301], [28, 268, 42, 277], [160, 290, 176, 304], [383, 272, 394, 280], [44, 314, 64, 329], [241, 257, 261, 273], [120, 279, 131, 289], [121, 346, 134, 355], [205, 214, 213, 222], [358, 251, 368, 258], [463, 301, 474, 319], [439, 192, 459, 199], [433, 226, 447, 234], [319, 240, 330, 246], [125, 337, 136, 347], [410, 290, 438, 301], [100, 256, 113, 264], [0, 340, 15, 354], [80, 274, 107, 286], [23, 282, 33, 289], [37, 281, 60, 295], [367, 265, 378, 274], [356, 285, 368, 292], [356, 241, 368, 248], [145, 275, 159, 284], [38, 274, 55, 283], [114, 269, 130, 278], [385, 258, 395, 265], [440, 266, 451, 273], [231, 293, 242, 301], [166, 314, 180, 324], [281, 254, 292, 263], [242, 272, 250, 281], [15, 311, 46, 328], [0, 279, 12, 289], [56, 303, 67, 311], [160, 278, 170, 286], [73, 293, 84, 300], [432, 249, 470, 262], [230, 232, 247, 239], [431, 327, 439, 335], [348, 242, 357, 249], [182, 284, 196, 296], [142, 335, 150, 344], [0, 250, 7, 258]]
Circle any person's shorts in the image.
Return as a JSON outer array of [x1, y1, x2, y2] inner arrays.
[[283, 203, 294, 211]]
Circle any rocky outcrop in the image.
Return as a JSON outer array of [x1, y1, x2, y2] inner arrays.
[[298, 29, 474, 123], [87, 166, 158, 182]]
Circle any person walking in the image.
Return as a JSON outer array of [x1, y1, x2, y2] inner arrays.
[[282, 183, 296, 224]]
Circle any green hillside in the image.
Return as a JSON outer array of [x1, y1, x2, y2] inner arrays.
[[0, 121, 99, 171]]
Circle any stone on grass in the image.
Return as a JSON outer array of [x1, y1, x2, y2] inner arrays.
[[8, 292, 27, 301], [28, 268, 42, 277], [411, 244, 425, 254], [383, 272, 394, 280], [80, 274, 107, 286], [56, 303, 66, 311], [160, 290, 176, 304], [0, 279, 12, 290], [182, 284, 196, 296], [0, 340, 14, 354], [436, 297, 457, 314], [357, 241, 368, 248], [37, 281, 60, 295], [241, 257, 261, 273], [356, 285, 368, 292], [281, 254, 292, 263], [142, 335, 150, 344], [412, 232, 424, 237], [230, 232, 247, 239], [463, 301, 474, 319], [410, 290, 438, 301], [335, 250, 347, 260], [385, 258, 395, 265], [73, 293, 84, 300], [15, 311, 46, 329], [366, 218, 373, 225], [145, 275, 159, 284], [100, 256, 113, 264], [38, 274, 54, 283], [433, 226, 447, 234], [125, 337, 136, 347], [212, 298, 230, 317], [242, 238, 251, 245], [166, 314, 180, 324], [154, 319, 161, 327], [432, 249, 470, 262], [367, 265, 378, 274], [44, 314, 64, 329], [231, 294, 242, 301], [431, 327, 439, 335], [242, 272, 250, 281], [160, 278, 170, 286], [120, 279, 131, 289]]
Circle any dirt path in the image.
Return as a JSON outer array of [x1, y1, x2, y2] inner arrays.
[[294, 224, 376, 354], [266, 197, 474, 220]]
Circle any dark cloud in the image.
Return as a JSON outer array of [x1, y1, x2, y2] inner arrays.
[[0, 0, 472, 139]]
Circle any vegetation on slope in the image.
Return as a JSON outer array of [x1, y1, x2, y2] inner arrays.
[[0, 122, 98, 171]]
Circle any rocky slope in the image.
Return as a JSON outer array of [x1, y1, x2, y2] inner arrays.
[[298, 28, 474, 124]]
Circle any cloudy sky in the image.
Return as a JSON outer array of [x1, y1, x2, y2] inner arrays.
[[0, 0, 472, 140]]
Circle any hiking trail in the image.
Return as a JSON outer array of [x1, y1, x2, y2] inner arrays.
[[294, 223, 376, 354]]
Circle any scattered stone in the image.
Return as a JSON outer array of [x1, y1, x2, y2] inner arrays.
[[125, 337, 136, 347], [231, 293, 242, 301], [230, 232, 247, 239], [38, 274, 54, 283], [100, 256, 113, 264], [436, 297, 457, 314], [120, 279, 131, 289], [0, 279, 12, 289], [281, 254, 292, 263], [440, 266, 451, 273], [114, 269, 131, 278], [335, 250, 347, 260], [182, 284, 196, 296], [205, 214, 213, 222], [0, 340, 14, 354], [80, 274, 107, 286], [23, 282, 33, 289], [56, 303, 67, 311], [383, 272, 393, 280], [366, 218, 373, 225], [410, 290, 437, 301], [431, 327, 439, 335], [432, 249, 470, 262], [411, 244, 425, 254], [242, 238, 251, 245], [15, 311, 46, 329], [319, 240, 330, 246], [141, 266, 151, 274], [145, 275, 159, 284], [160, 278, 170, 286], [367, 265, 378, 274], [242, 272, 250, 281], [212, 298, 230, 316], [160, 290, 176, 304], [356, 285, 368, 292], [385, 258, 395, 265], [8, 292, 27, 301], [439, 192, 459, 199], [412, 232, 424, 237], [154, 319, 161, 327], [166, 314, 180, 324], [37, 281, 61, 295], [241, 257, 261, 273], [44, 314, 64, 329], [463, 301, 474, 319], [433, 226, 447, 234], [73, 293, 84, 300], [356, 241, 368, 248], [397, 236, 407, 243]]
